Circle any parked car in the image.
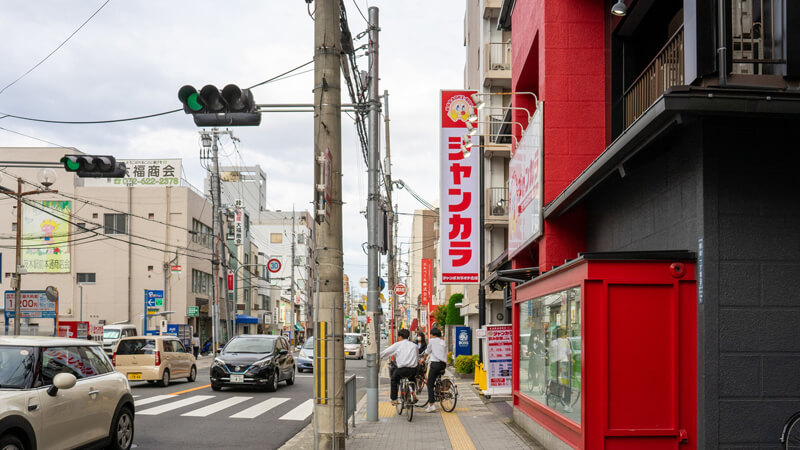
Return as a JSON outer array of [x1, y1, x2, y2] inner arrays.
[[344, 333, 364, 359], [210, 335, 295, 392], [0, 336, 135, 450], [102, 324, 138, 355], [297, 339, 314, 373], [112, 336, 197, 387]]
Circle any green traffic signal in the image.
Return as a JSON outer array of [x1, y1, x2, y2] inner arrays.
[[178, 85, 203, 112], [62, 157, 80, 171], [187, 93, 202, 111]]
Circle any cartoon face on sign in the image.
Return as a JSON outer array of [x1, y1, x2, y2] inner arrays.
[[40, 219, 59, 241], [445, 95, 474, 123]]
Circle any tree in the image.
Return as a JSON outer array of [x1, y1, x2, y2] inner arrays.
[[432, 305, 447, 328], [445, 293, 465, 325]]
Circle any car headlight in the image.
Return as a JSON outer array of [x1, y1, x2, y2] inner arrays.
[[299, 350, 308, 358], [251, 357, 273, 368], [213, 358, 226, 368]]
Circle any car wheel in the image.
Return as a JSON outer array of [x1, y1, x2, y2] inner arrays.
[[286, 366, 296, 385], [298, 368, 305, 373], [266, 370, 279, 392], [187, 365, 197, 382], [0, 434, 24, 450], [160, 370, 170, 387], [211, 383, 222, 391], [109, 406, 134, 450]]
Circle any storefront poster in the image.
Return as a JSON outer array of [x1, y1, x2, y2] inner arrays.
[[440, 90, 479, 283], [485, 324, 513, 395], [22, 200, 71, 273], [508, 105, 543, 257]]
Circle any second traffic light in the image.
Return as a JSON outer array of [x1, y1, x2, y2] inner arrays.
[[61, 155, 127, 178], [178, 84, 261, 127]]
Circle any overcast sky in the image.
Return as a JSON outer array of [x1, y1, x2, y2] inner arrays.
[[0, 1, 465, 288]]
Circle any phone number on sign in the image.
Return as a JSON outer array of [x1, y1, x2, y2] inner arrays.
[[112, 177, 180, 186]]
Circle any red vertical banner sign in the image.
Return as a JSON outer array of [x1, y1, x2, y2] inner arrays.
[[421, 258, 433, 307], [440, 90, 479, 284]]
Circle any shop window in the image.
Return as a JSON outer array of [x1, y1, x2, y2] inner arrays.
[[518, 286, 582, 423]]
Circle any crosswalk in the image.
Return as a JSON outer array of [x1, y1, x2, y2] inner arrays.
[[132, 394, 314, 421]]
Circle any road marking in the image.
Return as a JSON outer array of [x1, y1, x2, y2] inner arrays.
[[441, 409, 476, 450], [134, 394, 175, 406], [171, 384, 211, 395], [181, 396, 253, 417], [279, 399, 314, 421], [230, 397, 290, 419], [132, 395, 141, 398], [137, 395, 215, 415]]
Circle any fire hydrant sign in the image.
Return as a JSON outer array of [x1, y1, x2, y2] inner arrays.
[[485, 324, 513, 395]]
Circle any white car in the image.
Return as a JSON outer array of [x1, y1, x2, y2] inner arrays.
[[0, 336, 135, 450]]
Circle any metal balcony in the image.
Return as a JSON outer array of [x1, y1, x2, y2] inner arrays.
[[484, 42, 512, 88], [485, 187, 509, 226]]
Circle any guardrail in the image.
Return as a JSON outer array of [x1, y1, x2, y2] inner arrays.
[[344, 373, 357, 436]]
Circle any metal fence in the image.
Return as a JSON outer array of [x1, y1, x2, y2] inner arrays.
[[623, 26, 684, 128], [486, 187, 509, 218], [344, 373, 357, 437]]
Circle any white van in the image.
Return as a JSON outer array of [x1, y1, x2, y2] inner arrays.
[[103, 324, 138, 354]]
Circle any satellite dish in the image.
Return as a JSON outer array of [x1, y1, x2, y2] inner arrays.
[[45, 286, 59, 302]]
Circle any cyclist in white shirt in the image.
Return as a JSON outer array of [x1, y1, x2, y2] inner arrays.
[[380, 329, 419, 405], [421, 327, 447, 412]]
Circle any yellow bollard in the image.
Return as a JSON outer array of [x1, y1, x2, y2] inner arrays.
[[478, 363, 488, 392]]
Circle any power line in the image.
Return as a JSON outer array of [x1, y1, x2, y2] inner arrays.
[[0, 0, 113, 96]]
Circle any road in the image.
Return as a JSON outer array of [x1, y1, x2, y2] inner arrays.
[[129, 354, 368, 449]]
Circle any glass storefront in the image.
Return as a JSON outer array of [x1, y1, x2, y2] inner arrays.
[[518, 286, 582, 423]]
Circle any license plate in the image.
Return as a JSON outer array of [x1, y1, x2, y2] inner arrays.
[[230, 374, 244, 383], [346, 352, 353, 355], [127, 373, 142, 381]]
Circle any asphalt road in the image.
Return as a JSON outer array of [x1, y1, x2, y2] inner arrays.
[[128, 355, 368, 450]]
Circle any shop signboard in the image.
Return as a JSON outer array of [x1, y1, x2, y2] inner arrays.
[[454, 326, 471, 358], [421, 258, 433, 306], [234, 208, 244, 245], [484, 324, 513, 396], [83, 159, 181, 187], [440, 90, 479, 284], [508, 104, 543, 258], [4, 291, 56, 319], [22, 201, 71, 273], [187, 306, 199, 317]]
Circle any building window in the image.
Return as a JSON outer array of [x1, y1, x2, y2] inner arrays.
[[148, 213, 155, 219], [271, 233, 282, 243], [103, 214, 127, 235], [297, 234, 305, 245], [192, 269, 213, 297], [11, 223, 16, 232], [77, 273, 96, 284], [518, 286, 582, 423], [92, 213, 98, 219], [192, 219, 213, 249], [147, 266, 154, 272]]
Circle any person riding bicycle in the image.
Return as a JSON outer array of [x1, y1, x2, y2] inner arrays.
[[420, 327, 447, 413], [380, 328, 420, 405]]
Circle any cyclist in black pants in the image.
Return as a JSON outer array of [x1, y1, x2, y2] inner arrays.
[[380, 329, 420, 404], [421, 327, 447, 412]]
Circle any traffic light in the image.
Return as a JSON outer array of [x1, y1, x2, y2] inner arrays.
[[61, 155, 127, 178], [178, 84, 261, 127]]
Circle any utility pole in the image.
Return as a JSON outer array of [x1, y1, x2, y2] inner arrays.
[[382, 90, 397, 344], [313, 0, 345, 447], [209, 129, 223, 353], [290, 206, 296, 345], [365, 5, 382, 423]]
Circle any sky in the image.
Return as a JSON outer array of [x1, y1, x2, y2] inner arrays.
[[0, 1, 465, 287]]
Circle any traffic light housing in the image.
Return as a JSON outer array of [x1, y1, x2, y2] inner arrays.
[[178, 84, 261, 127], [61, 155, 127, 178]]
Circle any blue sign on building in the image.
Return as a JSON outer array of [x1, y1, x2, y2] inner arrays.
[[454, 326, 471, 358]]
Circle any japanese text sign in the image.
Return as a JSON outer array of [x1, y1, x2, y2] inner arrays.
[[421, 258, 433, 306], [83, 159, 181, 187], [440, 90, 479, 284], [508, 104, 543, 257]]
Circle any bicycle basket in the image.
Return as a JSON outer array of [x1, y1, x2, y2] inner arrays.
[[439, 378, 453, 392]]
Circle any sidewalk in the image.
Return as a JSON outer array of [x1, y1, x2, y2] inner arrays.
[[344, 368, 542, 450]]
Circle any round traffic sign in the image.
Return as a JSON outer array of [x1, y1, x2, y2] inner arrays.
[[394, 283, 407, 297], [267, 258, 282, 273]]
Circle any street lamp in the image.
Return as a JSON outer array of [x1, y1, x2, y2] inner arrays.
[[611, 1, 627, 16], [0, 170, 58, 336]]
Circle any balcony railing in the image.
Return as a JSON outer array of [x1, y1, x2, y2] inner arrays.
[[486, 187, 509, 218], [488, 114, 506, 143], [486, 42, 512, 71], [623, 26, 684, 128]]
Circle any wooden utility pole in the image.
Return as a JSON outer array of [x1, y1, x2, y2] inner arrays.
[[313, 0, 345, 447]]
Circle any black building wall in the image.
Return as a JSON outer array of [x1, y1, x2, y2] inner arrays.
[[582, 116, 800, 448]]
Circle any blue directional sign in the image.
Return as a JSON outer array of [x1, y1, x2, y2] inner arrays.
[[144, 290, 164, 308]]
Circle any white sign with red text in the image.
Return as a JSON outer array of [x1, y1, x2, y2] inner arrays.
[[484, 324, 513, 395], [440, 90, 479, 284]]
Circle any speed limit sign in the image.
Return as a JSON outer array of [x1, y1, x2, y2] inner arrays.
[[393, 283, 407, 297], [267, 258, 282, 273]]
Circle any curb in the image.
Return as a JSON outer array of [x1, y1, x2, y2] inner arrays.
[[279, 387, 370, 449]]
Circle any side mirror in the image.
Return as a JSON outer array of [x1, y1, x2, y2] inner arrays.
[[279, 349, 289, 356], [48, 372, 77, 397]]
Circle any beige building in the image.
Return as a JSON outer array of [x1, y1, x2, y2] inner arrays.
[[0, 148, 224, 341]]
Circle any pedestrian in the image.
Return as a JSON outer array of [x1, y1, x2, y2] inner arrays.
[[380, 329, 420, 405], [548, 327, 573, 412], [192, 333, 200, 359], [421, 327, 447, 412], [416, 331, 427, 356]]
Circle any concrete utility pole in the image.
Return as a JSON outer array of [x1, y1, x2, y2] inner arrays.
[[209, 129, 223, 354], [290, 206, 296, 344], [313, 0, 345, 447], [365, 5, 382, 423], [382, 90, 398, 345]]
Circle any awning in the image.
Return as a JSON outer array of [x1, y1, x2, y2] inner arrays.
[[235, 314, 258, 324], [293, 323, 303, 332]]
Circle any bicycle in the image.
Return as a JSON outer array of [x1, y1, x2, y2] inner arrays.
[[781, 411, 800, 448], [430, 375, 458, 412], [396, 377, 415, 422]]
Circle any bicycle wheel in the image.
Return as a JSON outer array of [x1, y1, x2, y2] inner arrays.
[[439, 380, 458, 413], [782, 412, 800, 449], [407, 400, 414, 421], [396, 384, 404, 415]]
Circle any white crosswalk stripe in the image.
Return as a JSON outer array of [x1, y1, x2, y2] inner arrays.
[[230, 397, 290, 419], [181, 396, 253, 417], [279, 399, 313, 421], [134, 394, 175, 406], [137, 395, 215, 415]]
